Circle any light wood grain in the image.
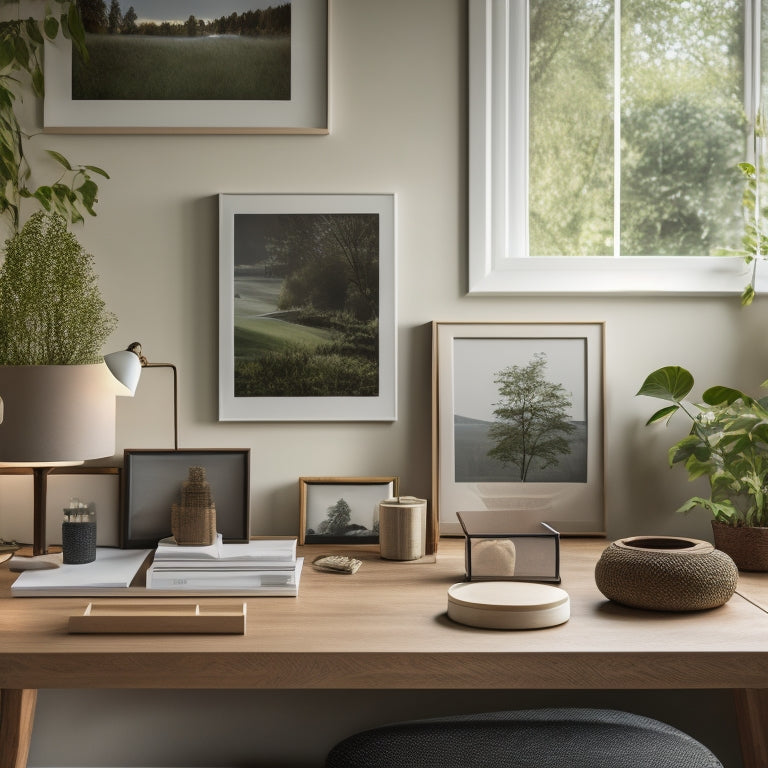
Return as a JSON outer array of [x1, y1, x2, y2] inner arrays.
[[67, 602, 246, 634], [0, 689, 36, 768], [1, 539, 768, 690], [3, 538, 768, 767]]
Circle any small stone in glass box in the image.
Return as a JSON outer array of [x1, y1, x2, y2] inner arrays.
[[457, 511, 560, 583]]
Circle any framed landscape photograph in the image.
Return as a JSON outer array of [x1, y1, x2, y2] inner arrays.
[[218, 193, 397, 421], [299, 476, 399, 545], [432, 322, 605, 536], [44, 1, 328, 133], [121, 449, 250, 547]]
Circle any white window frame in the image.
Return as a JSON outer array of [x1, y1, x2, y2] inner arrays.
[[468, 0, 768, 295]]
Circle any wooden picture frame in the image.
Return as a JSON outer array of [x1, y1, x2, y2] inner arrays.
[[44, 1, 328, 134], [122, 449, 250, 548], [218, 193, 397, 421], [0, 466, 121, 547], [299, 476, 399, 544], [432, 322, 605, 539]]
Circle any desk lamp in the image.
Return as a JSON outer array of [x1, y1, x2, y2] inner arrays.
[[105, 342, 179, 449], [0, 360, 139, 566]]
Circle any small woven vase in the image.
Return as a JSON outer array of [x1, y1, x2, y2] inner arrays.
[[594, 536, 738, 612], [171, 466, 217, 546]]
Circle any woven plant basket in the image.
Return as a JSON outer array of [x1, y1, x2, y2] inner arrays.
[[711, 521, 768, 572], [594, 536, 737, 611]]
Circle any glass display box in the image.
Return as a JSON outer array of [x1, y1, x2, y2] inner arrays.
[[457, 511, 560, 583]]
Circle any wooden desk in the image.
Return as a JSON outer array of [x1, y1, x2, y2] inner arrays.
[[2, 539, 768, 767]]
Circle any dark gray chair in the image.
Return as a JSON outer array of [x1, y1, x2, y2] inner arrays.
[[324, 708, 723, 768]]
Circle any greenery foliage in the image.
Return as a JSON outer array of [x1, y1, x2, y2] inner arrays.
[[0, 212, 116, 365], [487, 353, 575, 482], [638, 366, 768, 527], [0, 1, 108, 231], [77, 0, 289, 37], [73, 34, 290, 101], [529, 0, 743, 258], [234, 213, 380, 398]]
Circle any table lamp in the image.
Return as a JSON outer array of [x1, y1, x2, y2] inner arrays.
[[0, 357, 141, 567], [105, 342, 179, 449]]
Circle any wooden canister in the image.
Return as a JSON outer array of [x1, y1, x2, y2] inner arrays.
[[379, 497, 427, 560]]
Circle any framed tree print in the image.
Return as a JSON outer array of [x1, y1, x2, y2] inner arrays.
[[218, 193, 397, 421], [432, 322, 605, 537]]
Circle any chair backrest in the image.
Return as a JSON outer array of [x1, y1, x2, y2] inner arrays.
[[325, 708, 723, 768]]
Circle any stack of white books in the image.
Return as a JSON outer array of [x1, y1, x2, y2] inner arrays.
[[146, 534, 302, 596]]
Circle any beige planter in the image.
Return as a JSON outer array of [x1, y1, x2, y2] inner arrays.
[[711, 521, 768, 572], [0, 364, 119, 463], [595, 535, 738, 611]]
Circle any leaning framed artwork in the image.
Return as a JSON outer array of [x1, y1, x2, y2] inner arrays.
[[432, 322, 605, 537], [121, 449, 250, 548], [299, 476, 399, 545], [218, 193, 397, 421], [44, 1, 328, 134]]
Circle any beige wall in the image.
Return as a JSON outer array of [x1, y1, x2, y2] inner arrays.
[[14, 0, 758, 764]]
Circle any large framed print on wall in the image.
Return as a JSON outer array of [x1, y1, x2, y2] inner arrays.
[[218, 193, 397, 422], [44, 1, 328, 134], [432, 322, 605, 537]]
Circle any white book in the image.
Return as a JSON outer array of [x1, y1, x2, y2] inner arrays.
[[154, 534, 296, 566], [146, 559, 303, 595], [11, 548, 151, 596]]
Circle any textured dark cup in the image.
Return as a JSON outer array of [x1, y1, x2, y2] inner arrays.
[[62, 521, 97, 564]]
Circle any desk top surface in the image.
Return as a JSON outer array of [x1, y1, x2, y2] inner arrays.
[[1, 538, 767, 691]]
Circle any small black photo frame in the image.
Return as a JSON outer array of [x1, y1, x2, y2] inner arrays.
[[121, 449, 250, 548]]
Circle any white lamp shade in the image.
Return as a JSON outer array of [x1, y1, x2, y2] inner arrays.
[[0, 364, 118, 464], [104, 349, 142, 396]]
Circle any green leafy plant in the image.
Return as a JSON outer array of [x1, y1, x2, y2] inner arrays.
[[638, 366, 768, 527], [0, 211, 116, 364], [0, 1, 108, 231], [716, 109, 768, 306]]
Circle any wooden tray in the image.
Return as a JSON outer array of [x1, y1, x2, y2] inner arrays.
[[68, 602, 247, 634]]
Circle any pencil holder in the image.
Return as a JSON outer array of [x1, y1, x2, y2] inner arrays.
[[62, 520, 97, 564]]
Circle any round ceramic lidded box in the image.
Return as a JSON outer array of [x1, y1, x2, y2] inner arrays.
[[594, 536, 738, 612], [447, 581, 570, 630]]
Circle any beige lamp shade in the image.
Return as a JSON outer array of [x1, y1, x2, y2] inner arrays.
[[0, 364, 120, 464]]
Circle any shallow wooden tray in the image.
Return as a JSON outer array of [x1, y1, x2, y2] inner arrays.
[[68, 602, 247, 634]]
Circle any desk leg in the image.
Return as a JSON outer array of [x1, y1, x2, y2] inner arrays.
[[734, 689, 768, 768], [0, 689, 37, 768]]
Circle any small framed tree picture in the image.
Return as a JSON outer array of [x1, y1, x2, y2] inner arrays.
[[432, 322, 605, 537], [299, 476, 399, 545]]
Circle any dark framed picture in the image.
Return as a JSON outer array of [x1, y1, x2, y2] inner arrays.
[[121, 449, 250, 548], [432, 322, 605, 537], [44, 1, 328, 134], [218, 193, 397, 421], [299, 476, 399, 544]]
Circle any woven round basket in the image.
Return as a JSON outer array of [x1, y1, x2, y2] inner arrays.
[[594, 536, 738, 612], [711, 521, 768, 572]]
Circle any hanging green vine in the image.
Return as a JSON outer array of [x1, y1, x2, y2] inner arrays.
[[0, 1, 108, 232]]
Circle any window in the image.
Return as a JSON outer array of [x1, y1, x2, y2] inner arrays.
[[468, 0, 768, 294]]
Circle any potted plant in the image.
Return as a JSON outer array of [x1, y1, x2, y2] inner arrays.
[[638, 365, 768, 570], [0, 1, 107, 231]]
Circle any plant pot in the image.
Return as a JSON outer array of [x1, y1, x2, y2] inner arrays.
[[594, 535, 738, 611], [711, 521, 768, 572]]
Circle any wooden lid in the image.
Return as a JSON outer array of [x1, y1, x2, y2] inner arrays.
[[447, 582, 570, 629]]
